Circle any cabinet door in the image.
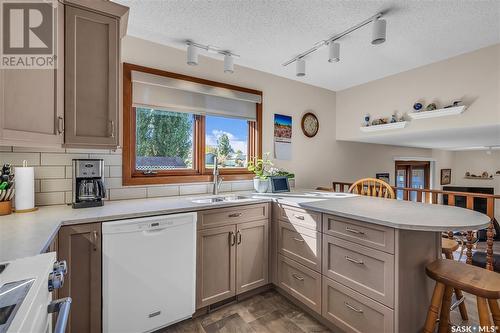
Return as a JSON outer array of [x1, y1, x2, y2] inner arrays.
[[236, 219, 269, 294], [58, 223, 102, 333], [65, 6, 119, 148], [196, 225, 236, 308]]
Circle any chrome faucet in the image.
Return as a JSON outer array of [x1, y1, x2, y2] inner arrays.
[[212, 156, 223, 195]]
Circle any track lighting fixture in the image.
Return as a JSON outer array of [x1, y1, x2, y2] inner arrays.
[[328, 42, 340, 63], [371, 18, 387, 45], [185, 40, 239, 73], [224, 54, 234, 74], [186, 43, 198, 66], [296, 58, 306, 77], [282, 12, 388, 76]]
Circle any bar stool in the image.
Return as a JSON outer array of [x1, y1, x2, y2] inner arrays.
[[441, 238, 468, 321], [423, 259, 500, 333]]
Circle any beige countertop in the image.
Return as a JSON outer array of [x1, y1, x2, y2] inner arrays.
[[0, 189, 491, 263]]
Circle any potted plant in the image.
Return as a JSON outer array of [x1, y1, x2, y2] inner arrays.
[[247, 153, 273, 193]]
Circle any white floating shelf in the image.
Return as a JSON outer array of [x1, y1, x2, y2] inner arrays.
[[464, 177, 493, 180], [360, 121, 408, 132], [408, 105, 466, 120]]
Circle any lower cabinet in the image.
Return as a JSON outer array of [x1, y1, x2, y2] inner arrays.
[[58, 223, 102, 333], [196, 218, 269, 308]]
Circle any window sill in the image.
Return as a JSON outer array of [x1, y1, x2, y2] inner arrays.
[[122, 173, 255, 186]]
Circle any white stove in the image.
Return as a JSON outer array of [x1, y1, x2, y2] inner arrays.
[[0, 253, 70, 333]]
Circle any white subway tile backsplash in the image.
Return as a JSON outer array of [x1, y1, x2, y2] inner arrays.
[[147, 185, 179, 198], [110, 148, 122, 155], [34, 166, 65, 179], [104, 177, 123, 189], [35, 192, 65, 206], [179, 184, 208, 195], [41, 153, 88, 166], [34, 179, 41, 193], [65, 191, 72, 204], [231, 180, 254, 191], [208, 182, 232, 194], [13, 146, 65, 153], [109, 187, 147, 200], [109, 165, 122, 178], [0, 152, 40, 166], [89, 154, 122, 166], [65, 148, 109, 154], [41, 179, 72, 192], [65, 166, 72, 179]]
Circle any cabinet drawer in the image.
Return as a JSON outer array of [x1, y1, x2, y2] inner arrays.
[[277, 254, 321, 314], [199, 203, 269, 229], [278, 204, 321, 231], [323, 214, 394, 254], [323, 235, 394, 307], [322, 277, 394, 333], [278, 221, 321, 272]]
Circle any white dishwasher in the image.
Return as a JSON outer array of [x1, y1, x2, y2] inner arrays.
[[102, 212, 196, 333]]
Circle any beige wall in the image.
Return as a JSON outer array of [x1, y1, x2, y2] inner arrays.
[[336, 44, 500, 142]]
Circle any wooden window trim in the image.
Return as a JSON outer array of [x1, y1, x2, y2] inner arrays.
[[394, 161, 431, 189], [122, 63, 263, 186]]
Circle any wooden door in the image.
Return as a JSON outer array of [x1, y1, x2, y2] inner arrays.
[[395, 161, 430, 200], [58, 223, 102, 333], [236, 220, 269, 294], [65, 6, 119, 148], [196, 224, 236, 308]]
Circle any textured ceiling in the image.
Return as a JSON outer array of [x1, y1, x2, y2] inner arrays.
[[115, 0, 500, 91]]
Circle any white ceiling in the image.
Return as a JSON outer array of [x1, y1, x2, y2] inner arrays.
[[115, 0, 500, 91]]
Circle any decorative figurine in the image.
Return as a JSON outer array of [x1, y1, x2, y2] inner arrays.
[[363, 114, 370, 127], [413, 102, 423, 112], [465, 171, 471, 177], [482, 171, 489, 178], [390, 111, 400, 123], [425, 103, 437, 111]]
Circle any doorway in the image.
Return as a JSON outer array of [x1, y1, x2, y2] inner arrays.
[[395, 161, 430, 200]]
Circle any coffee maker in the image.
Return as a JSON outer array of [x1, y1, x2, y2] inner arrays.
[[72, 159, 106, 208]]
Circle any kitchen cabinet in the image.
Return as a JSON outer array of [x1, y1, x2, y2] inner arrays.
[[236, 220, 268, 294], [196, 204, 270, 309], [64, 5, 119, 148], [0, 5, 64, 147], [58, 223, 102, 333]]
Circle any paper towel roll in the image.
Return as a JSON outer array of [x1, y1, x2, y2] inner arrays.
[[14, 166, 35, 211]]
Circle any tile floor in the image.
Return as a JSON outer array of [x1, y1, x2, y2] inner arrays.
[[158, 290, 332, 333]]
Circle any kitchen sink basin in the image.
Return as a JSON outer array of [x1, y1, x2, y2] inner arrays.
[[191, 195, 250, 204]]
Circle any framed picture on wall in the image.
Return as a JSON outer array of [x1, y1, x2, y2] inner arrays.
[[376, 173, 390, 184], [441, 169, 452, 185]]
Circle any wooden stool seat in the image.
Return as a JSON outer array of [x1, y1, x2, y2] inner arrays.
[[426, 259, 500, 299], [441, 238, 459, 254]]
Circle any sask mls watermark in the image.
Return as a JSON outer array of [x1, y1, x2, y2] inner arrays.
[[1, 0, 57, 69]]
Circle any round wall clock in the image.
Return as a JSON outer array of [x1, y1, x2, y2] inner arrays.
[[301, 112, 319, 137]]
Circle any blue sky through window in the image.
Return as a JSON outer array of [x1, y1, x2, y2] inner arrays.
[[205, 115, 248, 153]]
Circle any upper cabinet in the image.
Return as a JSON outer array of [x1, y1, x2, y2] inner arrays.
[[0, 0, 128, 149], [0, 4, 64, 147], [64, 1, 128, 149]]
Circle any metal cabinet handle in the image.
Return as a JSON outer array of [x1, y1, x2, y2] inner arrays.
[[228, 213, 242, 218], [48, 297, 72, 333], [293, 214, 305, 220], [344, 301, 363, 313], [92, 231, 98, 251], [345, 256, 364, 265], [292, 237, 305, 242], [345, 227, 365, 235], [292, 273, 304, 281], [229, 232, 236, 246], [237, 231, 242, 245], [57, 116, 64, 135], [109, 120, 115, 138]]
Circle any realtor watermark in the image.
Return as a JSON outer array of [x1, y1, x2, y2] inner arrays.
[[452, 325, 498, 333], [1, 0, 57, 69]]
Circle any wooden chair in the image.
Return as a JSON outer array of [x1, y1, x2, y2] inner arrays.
[[423, 259, 500, 333], [441, 238, 468, 320], [348, 178, 395, 199]]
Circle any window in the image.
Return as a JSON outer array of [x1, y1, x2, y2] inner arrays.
[[123, 64, 262, 185]]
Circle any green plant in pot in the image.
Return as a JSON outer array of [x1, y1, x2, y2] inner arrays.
[[247, 153, 273, 193]]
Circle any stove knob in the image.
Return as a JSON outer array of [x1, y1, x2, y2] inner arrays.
[[48, 271, 64, 292], [53, 260, 67, 275]]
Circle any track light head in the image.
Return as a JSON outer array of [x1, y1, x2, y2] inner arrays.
[[328, 42, 340, 63], [224, 54, 234, 73], [296, 58, 306, 77], [187, 43, 198, 66], [371, 18, 386, 45]]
